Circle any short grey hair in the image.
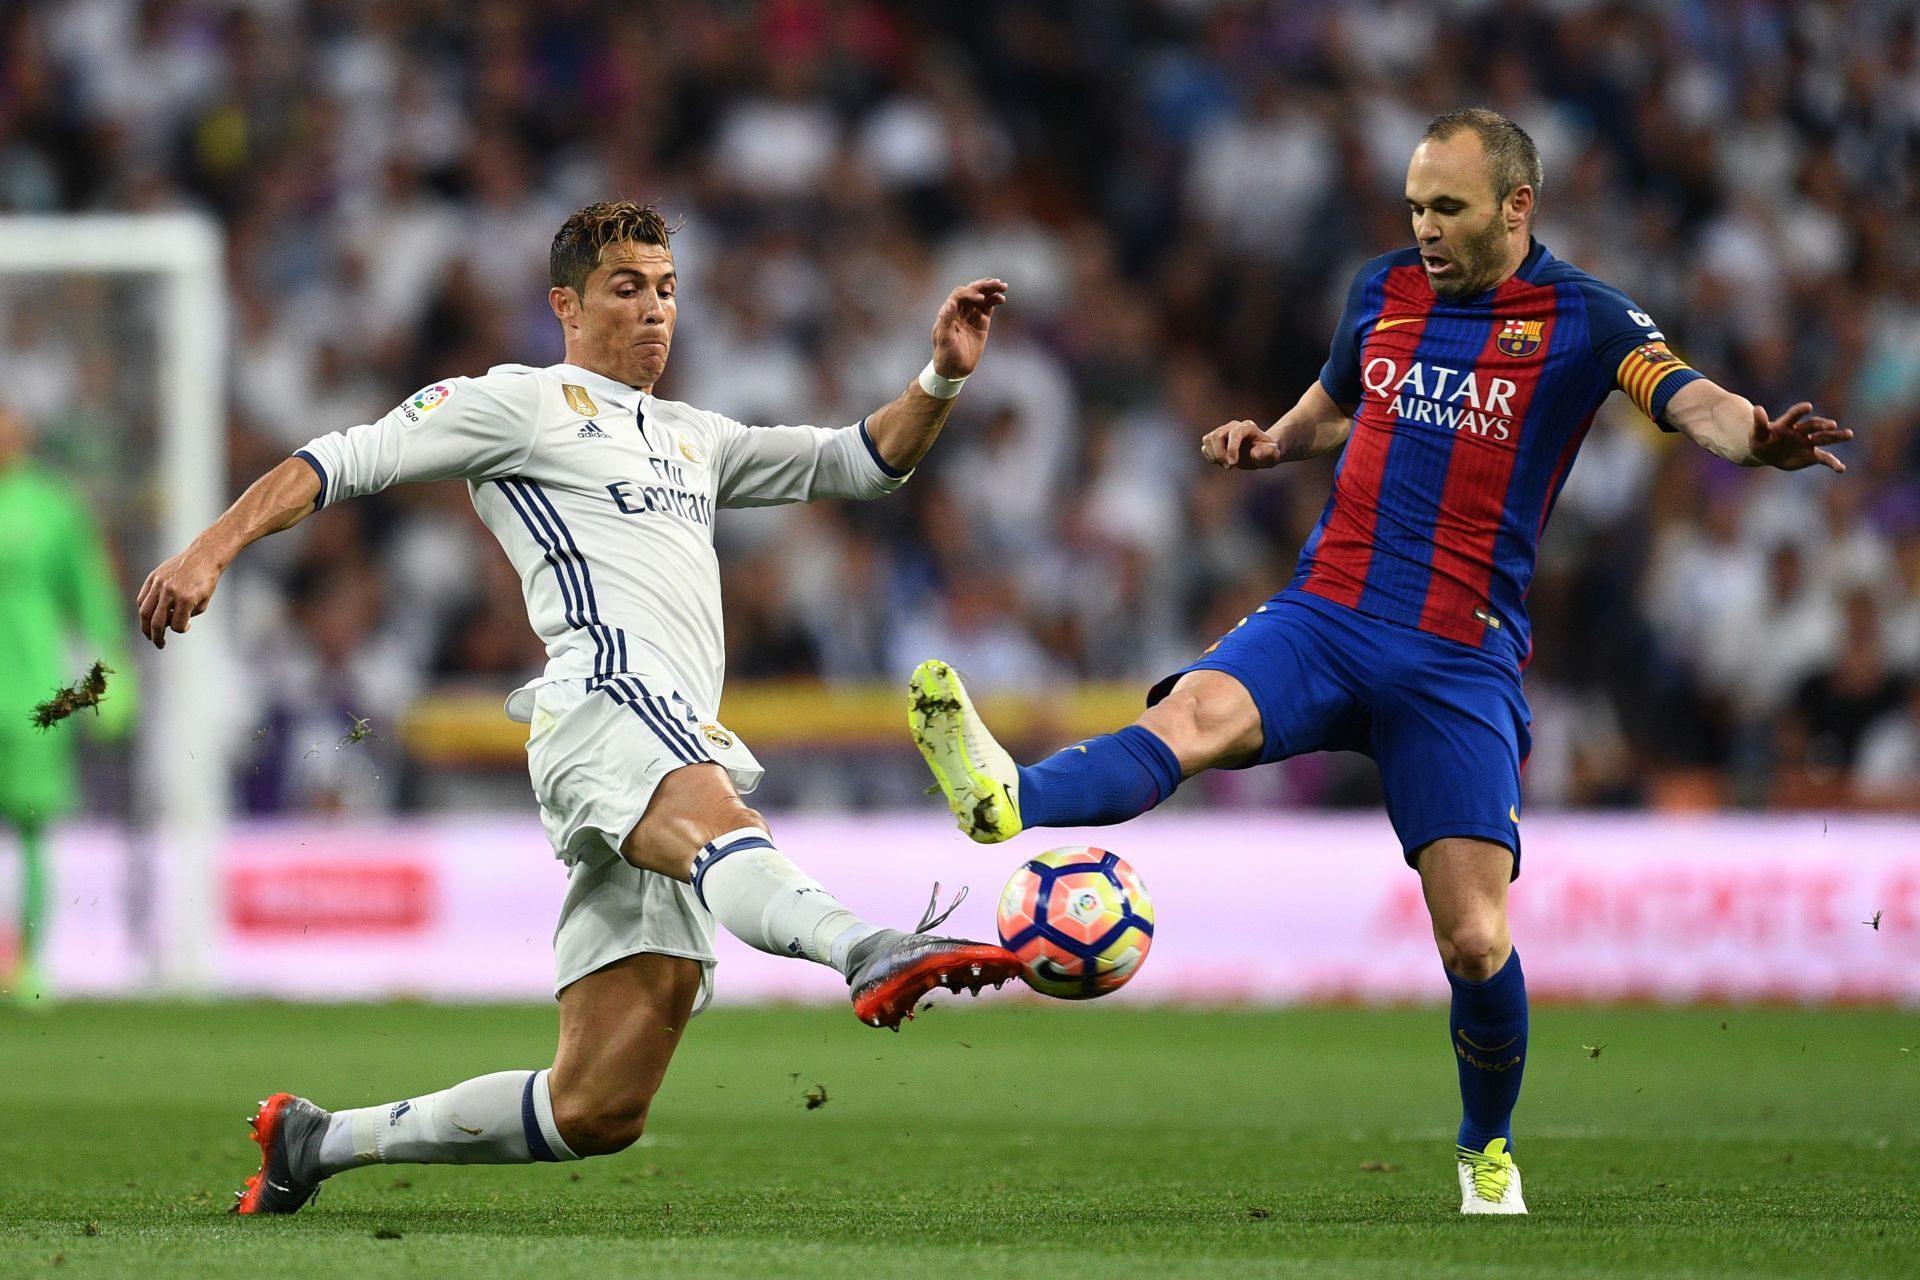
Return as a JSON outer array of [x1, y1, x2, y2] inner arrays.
[[1423, 108, 1543, 210]]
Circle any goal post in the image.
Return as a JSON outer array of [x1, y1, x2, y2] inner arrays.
[[0, 213, 228, 993]]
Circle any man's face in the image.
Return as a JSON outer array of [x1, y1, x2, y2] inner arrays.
[[1404, 134, 1520, 299], [552, 239, 677, 389]]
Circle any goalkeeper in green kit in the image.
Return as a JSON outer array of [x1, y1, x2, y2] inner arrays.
[[0, 401, 137, 1004]]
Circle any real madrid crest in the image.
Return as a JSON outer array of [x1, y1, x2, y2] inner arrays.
[[677, 434, 706, 465], [699, 722, 734, 750], [1496, 318, 1544, 358], [562, 384, 599, 417]]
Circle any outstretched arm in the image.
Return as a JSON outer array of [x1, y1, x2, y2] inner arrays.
[[136, 457, 319, 648], [863, 278, 1010, 474], [138, 373, 531, 647], [1199, 380, 1354, 470], [1663, 380, 1850, 472]]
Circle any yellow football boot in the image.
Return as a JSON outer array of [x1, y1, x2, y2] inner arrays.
[[1457, 1137, 1528, 1214], [907, 659, 1023, 844]]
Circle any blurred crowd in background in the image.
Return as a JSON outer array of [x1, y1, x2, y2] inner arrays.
[[2, 0, 1918, 816]]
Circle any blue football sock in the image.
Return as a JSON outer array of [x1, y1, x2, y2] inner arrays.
[[1016, 725, 1182, 828], [1448, 948, 1528, 1153]]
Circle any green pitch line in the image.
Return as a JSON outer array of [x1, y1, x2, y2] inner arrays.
[[1, 1002, 1916, 1279]]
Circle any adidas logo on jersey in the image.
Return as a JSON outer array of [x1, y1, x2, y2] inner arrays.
[[576, 422, 609, 439]]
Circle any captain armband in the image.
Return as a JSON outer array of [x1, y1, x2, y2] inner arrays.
[[1615, 342, 1701, 423]]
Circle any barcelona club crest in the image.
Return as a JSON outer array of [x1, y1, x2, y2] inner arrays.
[[1496, 318, 1544, 358]]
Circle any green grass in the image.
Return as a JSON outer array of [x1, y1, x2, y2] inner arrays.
[[1, 1001, 1917, 1278]]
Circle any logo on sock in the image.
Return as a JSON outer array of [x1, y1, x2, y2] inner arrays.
[[389, 1101, 413, 1124], [1454, 1030, 1522, 1072]]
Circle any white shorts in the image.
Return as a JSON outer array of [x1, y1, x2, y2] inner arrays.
[[525, 675, 764, 1003]]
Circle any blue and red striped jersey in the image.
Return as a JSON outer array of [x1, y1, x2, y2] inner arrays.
[[1293, 238, 1702, 666]]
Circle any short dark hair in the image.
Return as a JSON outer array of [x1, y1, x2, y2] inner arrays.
[[1423, 108, 1543, 211], [549, 201, 674, 294]]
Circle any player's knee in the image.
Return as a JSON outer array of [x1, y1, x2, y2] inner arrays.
[[1436, 919, 1507, 981], [623, 771, 768, 876], [1140, 683, 1256, 773], [716, 800, 765, 835], [551, 1090, 653, 1157]]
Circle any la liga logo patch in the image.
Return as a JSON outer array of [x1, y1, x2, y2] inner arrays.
[[410, 384, 453, 412]]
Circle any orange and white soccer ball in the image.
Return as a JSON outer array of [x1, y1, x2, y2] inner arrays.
[[995, 846, 1155, 999]]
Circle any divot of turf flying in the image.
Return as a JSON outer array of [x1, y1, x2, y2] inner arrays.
[[30, 661, 111, 730]]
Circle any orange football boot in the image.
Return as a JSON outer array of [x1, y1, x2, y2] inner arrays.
[[232, 1092, 329, 1214]]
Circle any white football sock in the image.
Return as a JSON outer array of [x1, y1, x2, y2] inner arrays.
[[692, 827, 879, 975], [316, 1069, 578, 1177]]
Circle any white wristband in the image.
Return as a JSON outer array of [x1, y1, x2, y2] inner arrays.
[[918, 360, 967, 400]]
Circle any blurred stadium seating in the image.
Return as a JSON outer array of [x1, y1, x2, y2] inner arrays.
[[1, 0, 1917, 823]]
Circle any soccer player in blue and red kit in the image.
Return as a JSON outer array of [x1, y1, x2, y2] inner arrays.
[[908, 108, 1850, 1214]]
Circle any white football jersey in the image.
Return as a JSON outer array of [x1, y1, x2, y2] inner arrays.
[[295, 362, 909, 719]]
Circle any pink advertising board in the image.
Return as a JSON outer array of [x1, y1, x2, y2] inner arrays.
[[8, 813, 1918, 1003]]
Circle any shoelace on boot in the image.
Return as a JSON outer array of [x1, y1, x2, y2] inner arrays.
[[1459, 1146, 1512, 1201], [913, 882, 970, 934]]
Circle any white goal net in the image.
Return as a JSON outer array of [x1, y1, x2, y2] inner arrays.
[[0, 214, 227, 992]]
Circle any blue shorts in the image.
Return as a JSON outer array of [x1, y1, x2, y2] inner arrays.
[[1148, 589, 1530, 874]]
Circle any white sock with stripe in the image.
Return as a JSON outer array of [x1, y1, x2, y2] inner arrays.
[[693, 827, 879, 975], [316, 1069, 579, 1176]]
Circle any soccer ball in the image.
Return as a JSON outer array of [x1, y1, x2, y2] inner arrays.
[[995, 846, 1155, 999]]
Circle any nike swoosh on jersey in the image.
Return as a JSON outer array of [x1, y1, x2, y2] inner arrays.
[[1374, 316, 1424, 331]]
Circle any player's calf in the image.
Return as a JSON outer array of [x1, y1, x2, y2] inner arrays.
[[909, 663, 1262, 839], [1420, 838, 1529, 1212], [548, 1088, 652, 1156], [1133, 672, 1264, 772], [231, 1069, 584, 1215]]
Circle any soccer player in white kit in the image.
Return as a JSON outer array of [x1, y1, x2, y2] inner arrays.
[[135, 202, 1021, 1213]]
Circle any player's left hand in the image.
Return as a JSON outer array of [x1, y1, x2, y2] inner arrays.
[[1749, 402, 1850, 472], [930, 278, 1009, 379]]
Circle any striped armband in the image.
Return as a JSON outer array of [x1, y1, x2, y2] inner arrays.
[[1616, 341, 1702, 424]]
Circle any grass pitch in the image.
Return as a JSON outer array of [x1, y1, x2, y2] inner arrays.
[[0, 1001, 1916, 1279]]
